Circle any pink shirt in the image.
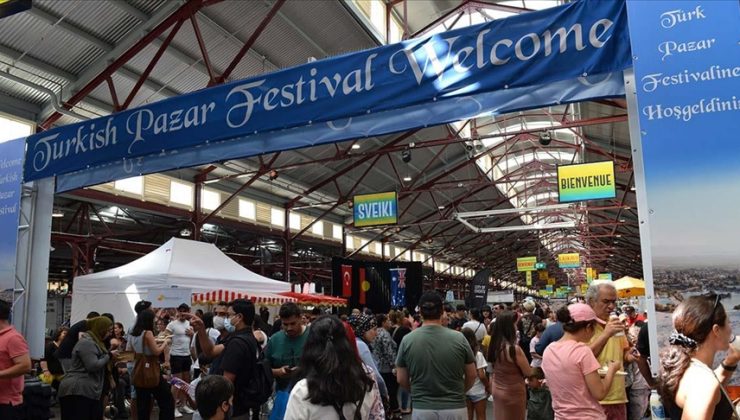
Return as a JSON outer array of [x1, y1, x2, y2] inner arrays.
[[0, 326, 29, 405], [542, 340, 605, 420]]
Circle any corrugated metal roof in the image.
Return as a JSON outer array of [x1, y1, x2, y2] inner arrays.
[[0, 11, 106, 76], [280, 1, 377, 57], [126, 0, 168, 16], [36, 0, 142, 46]]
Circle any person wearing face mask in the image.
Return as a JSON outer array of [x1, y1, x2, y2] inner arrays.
[[58, 316, 114, 420], [192, 299, 261, 420]]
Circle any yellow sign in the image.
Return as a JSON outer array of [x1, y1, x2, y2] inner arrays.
[[526, 271, 532, 286], [586, 267, 594, 282], [517, 256, 537, 272], [538, 270, 548, 281], [557, 161, 616, 203], [547, 277, 556, 285], [558, 253, 581, 268], [581, 284, 589, 294]]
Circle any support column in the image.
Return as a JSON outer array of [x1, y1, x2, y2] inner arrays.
[[283, 205, 290, 284], [14, 178, 53, 358]]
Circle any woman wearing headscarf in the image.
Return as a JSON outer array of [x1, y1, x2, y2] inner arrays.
[[58, 316, 113, 420], [348, 314, 388, 403]]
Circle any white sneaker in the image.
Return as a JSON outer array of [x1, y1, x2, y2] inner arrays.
[[174, 407, 183, 418], [180, 405, 195, 414]]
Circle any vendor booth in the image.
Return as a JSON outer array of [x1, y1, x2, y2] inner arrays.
[[71, 237, 290, 327]]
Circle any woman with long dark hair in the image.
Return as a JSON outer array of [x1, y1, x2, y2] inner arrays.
[[285, 315, 383, 419], [129, 309, 175, 420], [542, 304, 620, 420], [488, 310, 533, 420], [658, 295, 739, 419]]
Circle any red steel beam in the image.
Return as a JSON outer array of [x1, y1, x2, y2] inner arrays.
[[123, 18, 185, 109], [190, 14, 217, 84], [286, 129, 419, 208], [216, 0, 286, 84], [41, 0, 222, 129]]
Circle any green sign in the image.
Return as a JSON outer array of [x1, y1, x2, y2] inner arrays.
[[534, 262, 546, 270], [353, 192, 398, 227]]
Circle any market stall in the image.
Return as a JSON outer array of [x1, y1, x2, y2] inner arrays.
[[71, 237, 290, 327]]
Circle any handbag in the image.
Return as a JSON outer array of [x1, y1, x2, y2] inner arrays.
[[132, 333, 160, 388]]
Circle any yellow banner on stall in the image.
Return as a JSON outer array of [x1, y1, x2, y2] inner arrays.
[[517, 256, 537, 272], [538, 270, 548, 281], [558, 253, 581, 268], [586, 267, 594, 282], [526, 271, 532, 286]]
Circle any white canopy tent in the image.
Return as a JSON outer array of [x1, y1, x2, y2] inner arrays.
[[71, 237, 291, 327]]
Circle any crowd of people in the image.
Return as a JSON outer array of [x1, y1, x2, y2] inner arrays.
[[0, 282, 737, 420]]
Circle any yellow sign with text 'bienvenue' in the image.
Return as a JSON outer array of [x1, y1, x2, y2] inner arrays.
[[517, 256, 537, 272]]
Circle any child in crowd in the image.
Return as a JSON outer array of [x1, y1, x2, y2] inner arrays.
[[188, 356, 212, 420], [526, 367, 554, 420], [462, 328, 490, 420], [530, 323, 545, 368]]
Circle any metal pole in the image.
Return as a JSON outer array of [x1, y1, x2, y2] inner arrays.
[[623, 68, 660, 378]]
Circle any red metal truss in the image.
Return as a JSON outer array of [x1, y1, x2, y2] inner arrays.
[[40, 0, 283, 129]]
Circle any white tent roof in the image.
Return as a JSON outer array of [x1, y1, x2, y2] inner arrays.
[[71, 238, 291, 326], [74, 237, 290, 295]]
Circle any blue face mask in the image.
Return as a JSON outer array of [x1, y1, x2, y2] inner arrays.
[[224, 316, 236, 333]]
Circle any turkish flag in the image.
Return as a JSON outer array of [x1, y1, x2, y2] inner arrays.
[[359, 267, 367, 305], [341, 265, 352, 297]]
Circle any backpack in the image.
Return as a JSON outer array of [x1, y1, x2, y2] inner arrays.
[[216, 333, 274, 408], [518, 316, 535, 363]]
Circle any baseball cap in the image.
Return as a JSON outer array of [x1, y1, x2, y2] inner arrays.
[[134, 300, 152, 314], [568, 303, 599, 323], [418, 291, 443, 311]]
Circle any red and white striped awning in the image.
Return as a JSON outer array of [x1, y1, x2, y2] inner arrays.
[[192, 290, 297, 306]]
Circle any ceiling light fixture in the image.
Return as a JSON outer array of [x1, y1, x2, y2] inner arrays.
[[351, 144, 360, 150], [52, 211, 64, 218], [403, 176, 412, 182], [401, 149, 412, 163]]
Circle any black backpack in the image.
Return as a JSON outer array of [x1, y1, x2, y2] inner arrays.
[[216, 334, 274, 408]]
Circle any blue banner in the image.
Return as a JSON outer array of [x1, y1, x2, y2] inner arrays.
[[626, 0, 740, 378], [25, 0, 631, 184], [0, 138, 25, 292], [390, 268, 407, 308]]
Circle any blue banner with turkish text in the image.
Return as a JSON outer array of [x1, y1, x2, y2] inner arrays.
[[0, 138, 25, 292]]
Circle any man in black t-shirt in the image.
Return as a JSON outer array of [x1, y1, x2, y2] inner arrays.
[[193, 299, 259, 420]]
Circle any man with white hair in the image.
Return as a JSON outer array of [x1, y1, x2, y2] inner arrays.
[[585, 283, 631, 420]]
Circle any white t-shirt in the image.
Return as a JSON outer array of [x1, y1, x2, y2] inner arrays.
[[190, 328, 220, 368], [530, 336, 542, 368], [466, 351, 488, 397], [167, 319, 192, 356], [462, 320, 486, 342]]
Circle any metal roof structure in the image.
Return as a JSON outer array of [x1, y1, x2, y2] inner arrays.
[[1, 0, 641, 296]]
